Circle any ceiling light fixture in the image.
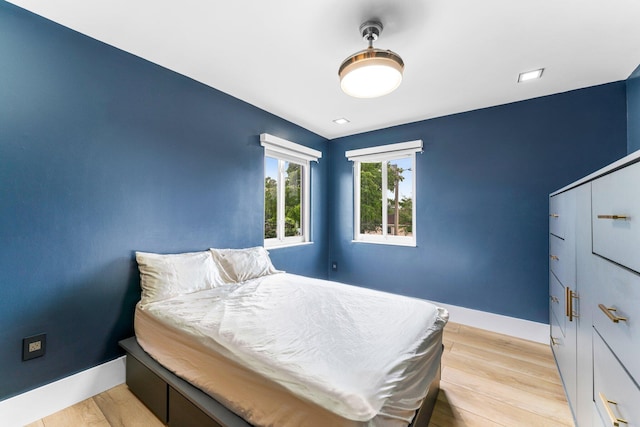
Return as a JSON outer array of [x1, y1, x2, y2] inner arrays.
[[333, 118, 350, 125], [339, 21, 404, 98], [518, 68, 544, 83]]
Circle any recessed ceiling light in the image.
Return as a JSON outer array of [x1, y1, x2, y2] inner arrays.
[[333, 118, 350, 125], [518, 68, 544, 83]]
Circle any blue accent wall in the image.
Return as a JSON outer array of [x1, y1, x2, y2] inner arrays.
[[327, 82, 627, 323], [627, 64, 640, 154], [0, 3, 328, 400], [0, 0, 632, 404]]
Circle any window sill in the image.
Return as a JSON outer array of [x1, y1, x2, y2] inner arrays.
[[265, 241, 314, 250], [351, 239, 416, 248]]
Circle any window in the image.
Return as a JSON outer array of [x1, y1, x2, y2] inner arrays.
[[261, 133, 321, 248], [346, 140, 422, 246]]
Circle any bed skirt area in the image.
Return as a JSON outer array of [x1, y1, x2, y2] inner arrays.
[[119, 337, 441, 427]]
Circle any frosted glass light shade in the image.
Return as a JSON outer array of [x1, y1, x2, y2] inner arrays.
[[339, 48, 404, 98]]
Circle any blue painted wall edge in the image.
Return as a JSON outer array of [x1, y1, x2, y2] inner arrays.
[[327, 82, 627, 324], [0, 2, 328, 400], [0, 1, 630, 401]]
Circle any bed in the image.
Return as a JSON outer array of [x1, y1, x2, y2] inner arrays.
[[121, 247, 448, 427]]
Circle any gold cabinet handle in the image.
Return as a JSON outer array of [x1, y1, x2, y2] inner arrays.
[[565, 287, 578, 322], [550, 337, 559, 346], [550, 255, 559, 261], [599, 392, 628, 426], [597, 215, 630, 220], [598, 304, 628, 323], [549, 213, 559, 218]]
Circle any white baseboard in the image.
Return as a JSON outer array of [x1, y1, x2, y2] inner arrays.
[[0, 356, 125, 427], [430, 301, 550, 344]]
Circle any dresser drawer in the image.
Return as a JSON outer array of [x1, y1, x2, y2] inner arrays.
[[592, 161, 640, 273], [592, 255, 640, 383], [550, 194, 565, 239], [550, 310, 565, 352], [550, 310, 577, 405], [550, 190, 575, 240], [550, 271, 566, 335], [593, 331, 640, 427], [550, 234, 575, 287]]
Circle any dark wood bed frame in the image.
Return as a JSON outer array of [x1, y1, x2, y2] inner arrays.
[[119, 336, 441, 427]]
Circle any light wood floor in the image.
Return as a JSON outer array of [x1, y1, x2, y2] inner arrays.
[[26, 322, 573, 427], [431, 322, 573, 426]]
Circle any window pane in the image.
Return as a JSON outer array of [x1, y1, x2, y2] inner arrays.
[[360, 162, 383, 235], [387, 158, 413, 237], [284, 161, 302, 237], [264, 157, 278, 239]]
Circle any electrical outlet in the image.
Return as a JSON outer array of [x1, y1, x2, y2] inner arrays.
[[29, 341, 41, 352], [23, 333, 46, 361]]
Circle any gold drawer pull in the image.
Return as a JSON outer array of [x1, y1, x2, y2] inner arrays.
[[566, 287, 578, 321], [597, 214, 630, 220], [550, 255, 559, 261], [549, 214, 559, 218], [599, 392, 628, 426], [598, 304, 628, 323]]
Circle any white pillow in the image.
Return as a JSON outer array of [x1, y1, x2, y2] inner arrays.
[[209, 246, 281, 283], [135, 250, 225, 305]]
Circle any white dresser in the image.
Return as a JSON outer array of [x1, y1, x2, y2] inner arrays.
[[550, 152, 640, 427]]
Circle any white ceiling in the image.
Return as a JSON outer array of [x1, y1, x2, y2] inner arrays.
[[7, 0, 640, 139]]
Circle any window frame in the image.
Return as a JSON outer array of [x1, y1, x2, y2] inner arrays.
[[261, 133, 321, 248], [346, 140, 422, 247]]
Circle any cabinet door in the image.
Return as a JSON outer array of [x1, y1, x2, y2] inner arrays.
[[592, 401, 605, 427], [575, 183, 595, 427], [549, 187, 578, 422], [551, 306, 577, 415]]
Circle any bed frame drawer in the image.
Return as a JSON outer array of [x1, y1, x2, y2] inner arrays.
[[120, 337, 251, 427], [126, 352, 168, 423], [170, 387, 223, 427], [120, 336, 440, 427]]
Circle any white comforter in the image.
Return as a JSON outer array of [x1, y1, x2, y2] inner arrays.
[[139, 273, 448, 422]]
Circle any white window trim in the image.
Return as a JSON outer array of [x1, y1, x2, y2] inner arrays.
[[346, 140, 422, 161], [261, 133, 322, 162], [261, 133, 321, 248], [347, 140, 422, 247]]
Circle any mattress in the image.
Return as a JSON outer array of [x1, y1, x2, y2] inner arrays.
[[135, 273, 448, 427]]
